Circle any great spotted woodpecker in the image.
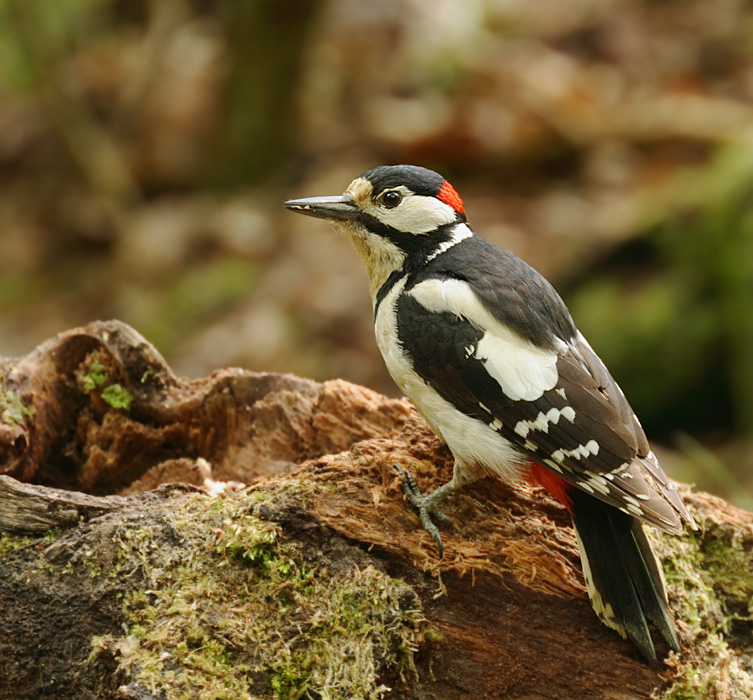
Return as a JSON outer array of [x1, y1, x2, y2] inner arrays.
[[285, 164, 695, 663]]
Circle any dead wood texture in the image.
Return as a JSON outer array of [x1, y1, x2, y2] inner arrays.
[[0, 320, 751, 700]]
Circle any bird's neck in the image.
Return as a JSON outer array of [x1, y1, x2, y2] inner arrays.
[[339, 220, 475, 302], [333, 221, 408, 299]]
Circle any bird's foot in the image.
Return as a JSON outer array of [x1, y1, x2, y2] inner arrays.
[[395, 465, 454, 558]]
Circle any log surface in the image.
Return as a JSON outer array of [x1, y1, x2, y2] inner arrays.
[[0, 321, 751, 700]]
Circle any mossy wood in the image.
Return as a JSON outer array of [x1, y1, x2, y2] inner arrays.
[[0, 321, 751, 700]]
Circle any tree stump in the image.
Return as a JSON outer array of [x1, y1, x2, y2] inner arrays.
[[0, 320, 751, 699]]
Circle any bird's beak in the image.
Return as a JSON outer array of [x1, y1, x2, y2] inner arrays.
[[284, 195, 359, 222]]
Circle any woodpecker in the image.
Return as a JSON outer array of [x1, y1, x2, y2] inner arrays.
[[284, 164, 695, 663]]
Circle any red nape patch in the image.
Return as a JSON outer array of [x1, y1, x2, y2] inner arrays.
[[528, 461, 573, 511], [437, 180, 465, 214]]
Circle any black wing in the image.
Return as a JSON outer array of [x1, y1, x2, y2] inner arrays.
[[397, 242, 692, 532]]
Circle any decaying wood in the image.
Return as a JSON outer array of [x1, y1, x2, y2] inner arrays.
[[0, 475, 125, 532], [0, 320, 751, 700]]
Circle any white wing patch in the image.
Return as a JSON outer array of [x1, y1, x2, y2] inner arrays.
[[476, 331, 559, 401], [408, 277, 562, 401]]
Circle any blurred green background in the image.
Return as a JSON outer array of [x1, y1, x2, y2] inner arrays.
[[0, 0, 751, 507]]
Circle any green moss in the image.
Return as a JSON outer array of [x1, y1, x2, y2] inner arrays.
[[77, 355, 131, 411], [83, 556, 101, 578], [0, 532, 32, 559], [424, 628, 444, 643], [0, 387, 35, 426], [100, 384, 131, 411], [81, 361, 108, 393], [91, 490, 424, 700], [699, 528, 753, 602], [653, 512, 753, 700], [43, 528, 61, 543]]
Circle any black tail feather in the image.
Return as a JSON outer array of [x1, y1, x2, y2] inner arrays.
[[570, 489, 679, 664]]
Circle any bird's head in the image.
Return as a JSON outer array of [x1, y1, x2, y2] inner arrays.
[[285, 165, 470, 296]]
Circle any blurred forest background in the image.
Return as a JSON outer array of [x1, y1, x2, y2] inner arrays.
[[0, 0, 751, 507]]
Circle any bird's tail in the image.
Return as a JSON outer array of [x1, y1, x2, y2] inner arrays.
[[570, 489, 680, 664]]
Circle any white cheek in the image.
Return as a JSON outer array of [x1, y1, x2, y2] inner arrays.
[[366, 195, 457, 233]]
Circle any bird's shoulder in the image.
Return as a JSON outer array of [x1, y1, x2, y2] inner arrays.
[[407, 234, 577, 349]]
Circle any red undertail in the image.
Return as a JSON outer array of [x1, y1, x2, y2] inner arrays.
[[528, 461, 573, 510]]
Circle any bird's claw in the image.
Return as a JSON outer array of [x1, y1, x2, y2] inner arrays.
[[395, 465, 452, 558]]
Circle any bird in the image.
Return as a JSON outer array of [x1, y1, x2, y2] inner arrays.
[[284, 164, 695, 664]]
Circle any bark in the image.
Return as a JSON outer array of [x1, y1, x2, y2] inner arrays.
[[0, 320, 751, 700]]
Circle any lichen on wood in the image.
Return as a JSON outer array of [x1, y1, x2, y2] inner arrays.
[[90, 488, 425, 700], [654, 492, 753, 700]]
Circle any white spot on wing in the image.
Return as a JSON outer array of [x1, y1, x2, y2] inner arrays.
[[551, 439, 600, 463], [583, 471, 610, 495], [543, 458, 563, 473], [514, 406, 575, 438]]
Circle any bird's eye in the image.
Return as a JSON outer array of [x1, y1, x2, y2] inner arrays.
[[381, 191, 402, 208]]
